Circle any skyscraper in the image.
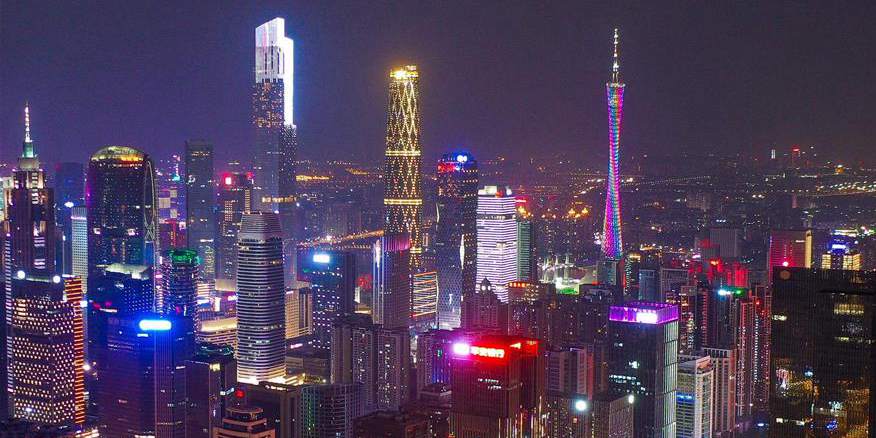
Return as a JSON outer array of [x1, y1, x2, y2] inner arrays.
[[476, 185, 518, 302], [770, 268, 874, 436], [252, 18, 295, 212], [766, 229, 812, 270], [185, 344, 237, 438], [216, 172, 254, 283], [185, 140, 216, 283], [214, 406, 277, 438], [4, 103, 55, 280], [299, 384, 364, 438], [384, 65, 424, 269], [371, 232, 411, 330], [676, 355, 714, 438], [601, 28, 625, 261], [54, 162, 85, 275], [155, 249, 200, 436], [7, 273, 85, 427], [449, 334, 545, 438], [86, 146, 158, 284], [297, 249, 356, 351], [236, 212, 286, 384], [608, 301, 679, 438], [435, 152, 478, 330]]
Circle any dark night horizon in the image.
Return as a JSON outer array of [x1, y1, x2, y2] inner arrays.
[[2, 1, 875, 167]]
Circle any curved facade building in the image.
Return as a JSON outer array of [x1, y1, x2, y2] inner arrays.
[[86, 146, 158, 281], [236, 212, 285, 383]]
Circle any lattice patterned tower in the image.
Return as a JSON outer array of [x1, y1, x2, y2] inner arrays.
[[384, 65, 424, 270], [601, 28, 625, 260]]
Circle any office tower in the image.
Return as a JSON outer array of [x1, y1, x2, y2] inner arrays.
[[701, 347, 735, 436], [297, 249, 355, 350], [766, 229, 812, 269], [4, 103, 55, 279], [449, 334, 545, 438], [86, 146, 158, 282], [214, 406, 276, 438], [299, 384, 364, 438], [601, 28, 625, 261], [384, 65, 424, 269], [197, 316, 238, 349], [6, 273, 84, 426], [415, 329, 455, 391], [770, 268, 875, 436], [590, 393, 635, 438], [608, 301, 679, 438], [253, 18, 295, 211], [185, 344, 237, 438], [216, 172, 254, 282], [156, 154, 184, 221], [435, 152, 478, 329], [677, 355, 714, 438], [278, 125, 298, 284], [331, 314, 411, 412], [236, 212, 286, 384], [240, 381, 301, 438], [99, 314, 165, 437], [702, 227, 742, 260], [70, 207, 88, 295], [54, 162, 85, 275], [476, 185, 518, 302], [543, 394, 589, 438], [460, 278, 507, 332], [750, 284, 771, 417], [155, 249, 199, 436], [185, 139, 216, 284], [546, 346, 597, 397], [371, 233, 411, 329], [411, 270, 437, 332], [353, 411, 432, 437], [516, 212, 535, 281], [820, 237, 863, 270], [285, 285, 312, 340]]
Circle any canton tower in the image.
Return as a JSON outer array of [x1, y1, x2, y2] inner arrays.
[[601, 28, 625, 260], [384, 65, 424, 269]]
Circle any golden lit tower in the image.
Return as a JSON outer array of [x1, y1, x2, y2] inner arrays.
[[384, 65, 424, 269]]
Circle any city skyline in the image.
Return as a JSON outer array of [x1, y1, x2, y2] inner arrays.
[[3, 2, 875, 167]]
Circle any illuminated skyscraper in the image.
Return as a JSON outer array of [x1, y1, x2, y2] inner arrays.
[[7, 274, 85, 427], [54, 162, 85, 275], [770, 268, 875, 436], [252, 18, 296, 212], [601, 28, 625, 261], [476, 185, 517, 302], [216, 172, 254, 283], [185, 140, 216, 282], [608, 301, 679, 438], [384, 65, 424, 269], [766, 229, 812, 270], [86, 146, 158, 286], [185, 344, 237, 438], [155, 249, 200, 436], [298, 249, 356, 351], [236, 212, 286, 384], [371, 233, 411, 330], [435, 152, 478, 329]]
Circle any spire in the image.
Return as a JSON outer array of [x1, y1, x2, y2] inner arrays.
[[24, 102, 32, 143], [22, 102, 36, 159], [611, 28, 621, 83]]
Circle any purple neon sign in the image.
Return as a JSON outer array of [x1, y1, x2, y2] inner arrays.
[[609, 302, 679, 325]]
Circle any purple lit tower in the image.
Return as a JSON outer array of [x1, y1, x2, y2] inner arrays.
[[601, 28, 625, 260]]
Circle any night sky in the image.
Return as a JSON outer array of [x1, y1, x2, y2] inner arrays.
[[2, 1, 875, 168]]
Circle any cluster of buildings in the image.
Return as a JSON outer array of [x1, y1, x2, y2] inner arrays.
[[1, 17, 875, 438]]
